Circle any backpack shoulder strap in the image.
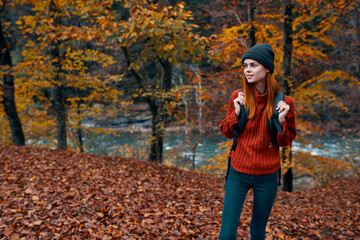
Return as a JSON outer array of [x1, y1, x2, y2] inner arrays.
[[268, 91, 285, 186], [226, 90, 248, 181], [230, 90, 248, 151], [268, 91, 285, 147], [273, 91, 285, 134]]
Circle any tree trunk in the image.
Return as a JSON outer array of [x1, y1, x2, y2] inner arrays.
[[0, 19, 25, 146], [282, 0, 293, 95], [281, 145, 293, 192], [192, 65, 205, 139], [53, 83, 67, 150], [281, 0, 293, 192], [247, 0, 256, 47], [149, 104, 164, 163], [355, 0, 360, 79], [76, 103, 83, 152], [50, 0, 67, 150], [149, 60, 172, 163], [75, 81, 84, 152], [50, 42, 67, 150]]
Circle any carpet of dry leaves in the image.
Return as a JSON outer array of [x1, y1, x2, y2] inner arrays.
[[0, 145, 359, 240]]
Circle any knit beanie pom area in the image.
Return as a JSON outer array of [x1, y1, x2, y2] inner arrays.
[[241, 43, 275, 74]]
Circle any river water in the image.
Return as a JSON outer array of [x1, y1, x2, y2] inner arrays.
[[84, 130, 359, 165]]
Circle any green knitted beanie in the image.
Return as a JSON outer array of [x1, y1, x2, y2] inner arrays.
[[241, 43, 275, 74]]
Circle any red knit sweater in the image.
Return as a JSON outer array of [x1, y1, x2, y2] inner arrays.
[[219, 89, 297, 175]]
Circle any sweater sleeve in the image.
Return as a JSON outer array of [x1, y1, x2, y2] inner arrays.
[[219, 90, 241, 139], [277, 95, 297, 146]]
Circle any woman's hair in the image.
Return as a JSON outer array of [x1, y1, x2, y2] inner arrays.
[[242, 73, 281, 119]]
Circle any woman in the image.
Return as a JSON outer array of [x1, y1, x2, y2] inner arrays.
[[218, 43, 296, 240]]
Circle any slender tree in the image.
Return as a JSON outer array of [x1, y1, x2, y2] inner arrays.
[[247, 0, 256, 47], [0, 1, 25, 146], [282, 0, 292, 96], [281, 0, 294, 192], [49, 0, 67, 150], [355, 0, 359, 79]]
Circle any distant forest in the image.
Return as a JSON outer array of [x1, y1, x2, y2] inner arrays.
[[1, 0, 359, 157]]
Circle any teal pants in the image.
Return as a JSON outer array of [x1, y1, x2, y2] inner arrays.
[[219, 166, 278, 240]]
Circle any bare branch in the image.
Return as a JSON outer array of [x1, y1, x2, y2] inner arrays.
[[227, 9, 243, 25]]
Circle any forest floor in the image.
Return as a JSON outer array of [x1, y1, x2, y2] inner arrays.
[[0, 145, 359, 240]]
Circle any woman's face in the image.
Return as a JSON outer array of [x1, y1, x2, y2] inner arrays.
[[243, 59, 269, 84]]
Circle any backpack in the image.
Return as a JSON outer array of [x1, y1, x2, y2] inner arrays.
[[225, 90, 285, 186]]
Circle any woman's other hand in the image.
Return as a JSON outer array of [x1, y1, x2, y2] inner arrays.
[[276, 100, 290, 126], [234, 91, 245, 117]]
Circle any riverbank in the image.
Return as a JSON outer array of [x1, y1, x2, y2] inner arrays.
[[0, 145, 359, 239], [78, 121, 359, 192]]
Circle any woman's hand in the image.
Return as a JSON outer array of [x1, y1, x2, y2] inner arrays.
[[276, 100, 290, 126], [234, 92, 245, 117]]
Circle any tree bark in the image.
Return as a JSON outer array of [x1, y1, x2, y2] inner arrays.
[[52, 81, 67, 150], [148, 59, 172, 163], [0, 19, 25, 146], [281, 145, 293, 192], [355, 0, 360, 79], [76, 89, 83, 152], [282, 0, 293, 95], [281, 0, 293, 192], [50, 0, 67, 150], [149, 103, 164, 163], [76, 120, 84, 152], [247, 0, 256, 47]]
